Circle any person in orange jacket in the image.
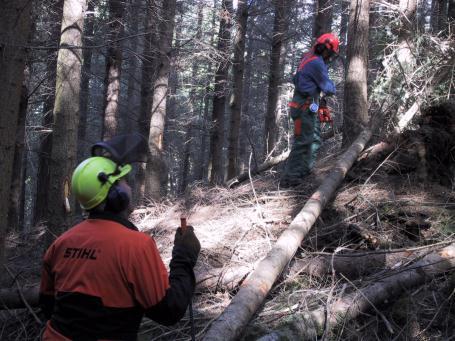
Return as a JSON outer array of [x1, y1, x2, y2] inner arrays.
[[39, 156, 200, 340]]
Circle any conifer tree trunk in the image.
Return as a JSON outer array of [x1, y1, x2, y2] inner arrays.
[[313, 0, 333, 38], [8, 82, 28, 232], [342, 0, 370, 146], [102, 0, 125, 140], [124, 0, 143, 135], [0, 0, 32, 268], [47, 0, 87, 239], [431, 0, 442, 32], [209, 0, 234, 184], [227, 0, 249, 180], [145, 0, 177, 199], [264, 0, 288, 155], [134, 0, 160, 203], [35, 0, 65, 225]]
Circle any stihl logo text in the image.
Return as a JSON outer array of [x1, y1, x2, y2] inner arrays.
[[63, 248, 98, 260]]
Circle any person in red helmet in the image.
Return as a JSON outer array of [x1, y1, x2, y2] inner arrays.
[[281, 33, 339, 187]]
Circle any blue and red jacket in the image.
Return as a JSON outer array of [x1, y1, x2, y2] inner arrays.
[[292, 52, 336, 97]]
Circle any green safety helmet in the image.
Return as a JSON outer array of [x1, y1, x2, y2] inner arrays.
[[71, 156, 132, 210]]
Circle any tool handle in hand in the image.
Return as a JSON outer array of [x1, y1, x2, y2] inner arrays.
[[180, 217, 187, 232]]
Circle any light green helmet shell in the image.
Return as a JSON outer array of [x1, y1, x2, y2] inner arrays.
[[71, 156, 132, 210]]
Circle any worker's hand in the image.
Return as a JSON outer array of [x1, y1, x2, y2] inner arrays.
[[173, 226, 201, 267]]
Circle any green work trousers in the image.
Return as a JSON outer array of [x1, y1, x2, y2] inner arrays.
[[283, 94, 321, 184]]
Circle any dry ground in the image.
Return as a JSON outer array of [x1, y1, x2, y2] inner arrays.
[[1, 128, 454, 340]]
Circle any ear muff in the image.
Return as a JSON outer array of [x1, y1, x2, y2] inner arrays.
[[105, 183, 130, 213]]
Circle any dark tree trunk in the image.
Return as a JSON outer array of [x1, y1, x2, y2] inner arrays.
[[227, 0, 249, 180], [8, 82, 28, 232], [431, 0, 442, 32], [209, 0, 233, 184], [145, 0, 177, 200], [35, 0, 65, 225], [264, 0, 288, 155], [77, 0, 94, 161], [313, 0, 334, 38], [135, 0, 160, 203], [0, 0, 32, 268], [102, 0, 125, 140], [46, 0, 86, 240], [342, 0, 370, 146], [123, 0, 143, 135]]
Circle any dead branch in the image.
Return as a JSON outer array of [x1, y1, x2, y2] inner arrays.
[[225, 150, 290, 188], [258, 243, 455, 340], [203, 129, 372, 341], [196, 266, 252, 292]]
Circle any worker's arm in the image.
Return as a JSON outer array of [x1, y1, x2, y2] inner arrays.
[[39, 245, 56, 319], [131, 229, 200, 326], [308, 58, 336, 96]]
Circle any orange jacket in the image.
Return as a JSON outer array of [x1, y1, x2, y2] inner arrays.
[[40, 212, 195, 340]]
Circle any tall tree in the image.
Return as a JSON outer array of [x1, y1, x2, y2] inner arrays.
[[34, 0, 65, 225], [8, 80, 28, 232], [264, 0, 288, 155], [209, 0, 234, 184], [227, 0, 249, 180], [102, 0, 125, 140], [145, 0, 177, 199], [313, 0, 334, 38], [46, 0, 87, 239], [78, 0, 95, 153], [0, 0, 32, 268], [180, 2, 205, 192], [342, 0, 370, 146]]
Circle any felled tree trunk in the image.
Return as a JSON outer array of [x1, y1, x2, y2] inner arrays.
[[291, 243, 450, 279], [0, 266, 253, 310], [203, 129, 372, 341], [257, 243, 455, 340]]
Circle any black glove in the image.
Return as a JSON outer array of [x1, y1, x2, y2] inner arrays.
[[173, 226, 201, 267]]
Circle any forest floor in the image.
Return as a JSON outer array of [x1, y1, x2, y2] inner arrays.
[[1, 108, 454, 340]]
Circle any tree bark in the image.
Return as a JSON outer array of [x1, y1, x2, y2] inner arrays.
[[204, 129, 372, 341], [46, 0, 87, 239], [258, 243, 455, 340], [0, 0, 32, 267], [102, 0, 125, 140], [145, 0, 177, 200], [264, 0, 288, 155], [342, 0, 370, 147], [8, 82, 28, 232], [209, 0, 234, 184], [313, 0, 334, 38], [227, 0, 249, 180]]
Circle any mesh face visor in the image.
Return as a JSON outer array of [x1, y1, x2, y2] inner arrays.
[[91, 133, 149, 165]]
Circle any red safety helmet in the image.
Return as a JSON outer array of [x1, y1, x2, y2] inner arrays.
[[314, 33, 340, 55]]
